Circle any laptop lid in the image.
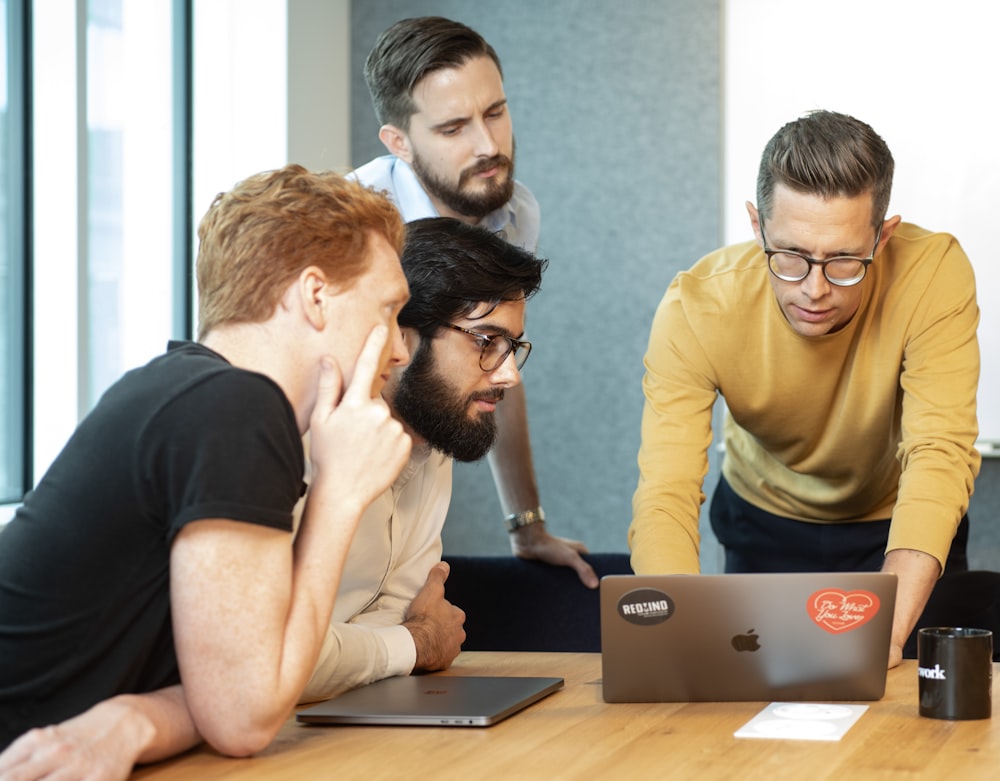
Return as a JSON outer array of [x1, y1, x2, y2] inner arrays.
[[296, 675, 564, 727], [600, 572, 897, 702]]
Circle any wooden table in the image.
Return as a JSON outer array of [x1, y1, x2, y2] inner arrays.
[[132, 652, 1000, 780]]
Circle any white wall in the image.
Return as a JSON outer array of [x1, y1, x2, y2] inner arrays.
[[193, 0, 350, 229], [192, 0, 288, 225]]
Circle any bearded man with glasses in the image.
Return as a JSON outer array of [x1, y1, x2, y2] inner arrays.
[[630, 110, 980, 670], [300, 216, 547, 702]]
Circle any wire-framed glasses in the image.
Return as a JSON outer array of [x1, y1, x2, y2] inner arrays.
[[437, 321, 532, 371], [761, 219, 882, 287]]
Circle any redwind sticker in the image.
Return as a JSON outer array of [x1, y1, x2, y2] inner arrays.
[[617, 588, 674, 626], [807, 589, 880, 633]]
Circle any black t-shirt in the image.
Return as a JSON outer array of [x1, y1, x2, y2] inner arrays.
[[0, 341, 304, 748]]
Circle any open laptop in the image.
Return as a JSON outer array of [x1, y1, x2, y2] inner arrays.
[[600, 572, 897, 703], [297, 675, 564, 727]]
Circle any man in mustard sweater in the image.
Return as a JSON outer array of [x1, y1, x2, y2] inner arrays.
[[629, 110, 980, 668]]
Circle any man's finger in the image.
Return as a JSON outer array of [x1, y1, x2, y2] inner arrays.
[[573, 558, 600, 590], [427, 561, 450, 585], [312, 356, 344, 417], [342, 324, 388, 402]]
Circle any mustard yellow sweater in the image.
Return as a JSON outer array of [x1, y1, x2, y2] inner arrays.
[[630, 223, 981, 574]]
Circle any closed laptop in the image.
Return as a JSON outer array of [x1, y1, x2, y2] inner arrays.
[[297, 674, 564, 727]]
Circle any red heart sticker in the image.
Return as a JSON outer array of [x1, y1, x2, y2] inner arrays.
[[807, 589, 880, 633]]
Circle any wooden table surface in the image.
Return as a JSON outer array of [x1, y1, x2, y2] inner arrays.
[[131, 652, 1000, 780]]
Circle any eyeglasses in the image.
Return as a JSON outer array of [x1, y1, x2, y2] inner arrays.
[[760, 219, 882, 287], [436, 321, 532, 371]]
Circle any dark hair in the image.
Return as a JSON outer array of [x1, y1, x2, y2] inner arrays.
[[756, 110, 894, 229], [364, 16, 502, 130], [399, 217, 545, 337]]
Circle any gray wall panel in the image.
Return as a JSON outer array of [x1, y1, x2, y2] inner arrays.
[[352, 0, 720, 568]]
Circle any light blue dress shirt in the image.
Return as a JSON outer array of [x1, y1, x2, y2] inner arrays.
[[352, 155, 541, 252]]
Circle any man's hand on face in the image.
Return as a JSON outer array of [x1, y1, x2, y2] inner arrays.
[[308, 325, 412, 516]]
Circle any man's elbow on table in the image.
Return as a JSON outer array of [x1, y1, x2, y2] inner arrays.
[[192, 707, 287, 758]]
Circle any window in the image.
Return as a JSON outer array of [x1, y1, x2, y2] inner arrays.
[[85, 0, 186, 406], [30, 0, 191, 482], [1, 0, 29, 505], [9, 0, 290, 505]]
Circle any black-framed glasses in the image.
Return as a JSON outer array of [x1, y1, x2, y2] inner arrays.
[[436, 321, 532, 371], [761, 219, 882, 287]]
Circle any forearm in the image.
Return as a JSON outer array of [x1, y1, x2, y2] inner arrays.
[[630, 426, 709, 575], [882, 548, 940, 666], [630, 318, 716, 575], [277, 339, 413, 705], [630, 465, 705, 574], [305, 468, 447, 700], [123, 686, 201, 765], [301, 622, 415, 703], [486, 382, 540, 513], [628, 506, 702, 574], [0, 686, 200, 780], [405, 613, 455, 671], [170, 505, 366, 754], [278, 486, 370, 696]]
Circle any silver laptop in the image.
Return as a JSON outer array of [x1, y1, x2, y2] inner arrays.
[[601, 572, 897, 702], [297, 675, 564, 727]]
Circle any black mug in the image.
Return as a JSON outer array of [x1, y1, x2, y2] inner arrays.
[[918, 627, 992, 720]]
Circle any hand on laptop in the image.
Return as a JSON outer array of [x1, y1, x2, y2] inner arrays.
[[405, 562, 466, 672], [881, 547, 941, 670]]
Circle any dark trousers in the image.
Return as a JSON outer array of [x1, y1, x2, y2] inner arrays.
[[709, 476, 970, 575]]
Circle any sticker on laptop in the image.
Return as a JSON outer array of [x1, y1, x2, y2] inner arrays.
[[807, 589, 880, 633], [617, 588, 675, 625]]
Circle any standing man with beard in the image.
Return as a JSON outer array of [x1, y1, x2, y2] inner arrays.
[[353, 16, 598, 589], [302, 217, 546, 701]]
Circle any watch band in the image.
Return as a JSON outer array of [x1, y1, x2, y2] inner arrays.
[[505, 506, 546, 533]]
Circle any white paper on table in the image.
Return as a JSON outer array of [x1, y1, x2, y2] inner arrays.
[[734, 702, 868, 741]]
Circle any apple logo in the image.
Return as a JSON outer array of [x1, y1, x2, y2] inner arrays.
[[731, 629, 761, 652]]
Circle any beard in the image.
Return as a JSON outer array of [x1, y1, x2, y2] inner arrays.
[[391, 343, 502, 462], [411, 146, 516, 220]]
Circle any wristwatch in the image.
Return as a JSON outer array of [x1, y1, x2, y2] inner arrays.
[[505, 506, 546, 533]]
